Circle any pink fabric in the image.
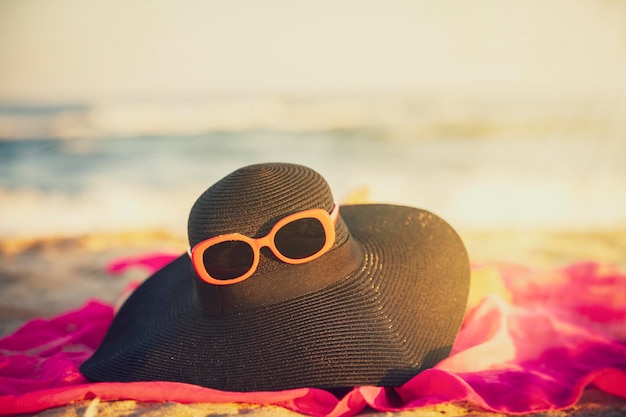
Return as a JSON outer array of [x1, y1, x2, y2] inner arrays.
[[105, 253, 177, 275], [1, 256, 626, 416]]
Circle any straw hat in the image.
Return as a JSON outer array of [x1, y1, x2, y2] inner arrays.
[[81, 162, 470, 392]]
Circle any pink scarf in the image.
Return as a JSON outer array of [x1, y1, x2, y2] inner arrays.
[[1, 256, 625, 416]]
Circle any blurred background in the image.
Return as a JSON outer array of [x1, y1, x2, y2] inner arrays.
[[1, 0, 625, 265]]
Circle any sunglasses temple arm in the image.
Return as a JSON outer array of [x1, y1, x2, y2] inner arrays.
[[330, 204, 340, 224]]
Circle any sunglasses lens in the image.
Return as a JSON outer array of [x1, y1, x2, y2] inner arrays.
[[203, 240, 254, 281], [275, 217, 327, 260]]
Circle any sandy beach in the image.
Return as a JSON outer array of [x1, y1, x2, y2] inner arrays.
[[30, 389, 626, 417], [2, 228, 626, 416]]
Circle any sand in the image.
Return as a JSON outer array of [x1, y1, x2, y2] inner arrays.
[[31, 390, 626, 417], [2, 228, 626, 416]]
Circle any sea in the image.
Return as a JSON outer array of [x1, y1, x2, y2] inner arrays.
[[1, 95, 625, 239]]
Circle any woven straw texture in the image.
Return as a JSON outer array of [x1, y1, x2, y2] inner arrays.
[[81, 163, 470, 391]]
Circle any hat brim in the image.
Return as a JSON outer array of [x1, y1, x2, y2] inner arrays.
[[80, 204, 470, 391]]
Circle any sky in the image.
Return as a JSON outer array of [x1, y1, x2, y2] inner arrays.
[[1, 0, 626, 102]]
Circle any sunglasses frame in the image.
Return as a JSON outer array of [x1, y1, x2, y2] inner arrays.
[[190, 205, 339, 285]]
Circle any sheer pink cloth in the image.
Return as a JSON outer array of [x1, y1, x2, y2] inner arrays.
[[1, 255, 625, 416]]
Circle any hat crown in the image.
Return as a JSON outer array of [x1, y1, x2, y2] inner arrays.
[[188, 163, 348, 275]]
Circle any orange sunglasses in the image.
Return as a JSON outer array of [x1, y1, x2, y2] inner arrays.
[[189, 205, 339, 285]]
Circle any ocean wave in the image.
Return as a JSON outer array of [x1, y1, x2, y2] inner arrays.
[[0, 186, 195, 239], [0, 94, 619, 140], [1, 99, 625, 238], [2, 171, 626, 240]]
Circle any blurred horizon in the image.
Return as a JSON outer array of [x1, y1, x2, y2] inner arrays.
[[1, 0, 625, 239]]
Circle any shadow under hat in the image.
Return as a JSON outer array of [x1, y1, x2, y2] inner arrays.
[[81, 162, 470, 392]]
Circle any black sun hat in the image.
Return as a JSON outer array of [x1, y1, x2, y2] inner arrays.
[[81, 162, 470, 392]]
